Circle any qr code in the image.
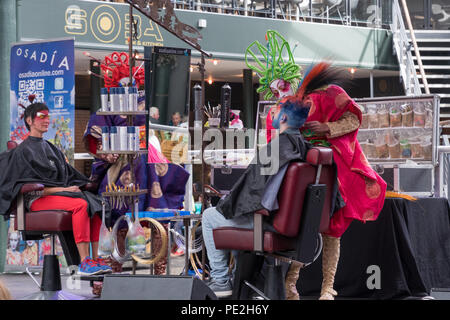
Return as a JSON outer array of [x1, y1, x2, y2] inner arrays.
[[18, 79, 45, 105]]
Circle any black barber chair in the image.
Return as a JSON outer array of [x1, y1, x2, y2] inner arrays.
[[213, 147, 336, 299], [7, 140, 97, 300]]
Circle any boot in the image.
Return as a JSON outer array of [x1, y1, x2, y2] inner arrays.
[[284, 263, 302, 300], [319, 235, 340, 300]]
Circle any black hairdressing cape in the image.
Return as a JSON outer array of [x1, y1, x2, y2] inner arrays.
[[0, 136, 107, 220], [216, 130, 311, 220]]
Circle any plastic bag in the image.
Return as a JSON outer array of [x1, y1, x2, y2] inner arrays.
[[111, 215, 133, 263], [126, 216, 146, 255], [98, 201, 114, 258]]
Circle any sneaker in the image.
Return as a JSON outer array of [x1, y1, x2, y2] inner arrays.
[[95, 258, 113, 274], [170, 247, 185, 257], [207, 279, 232, 298], [78, 257, 106, 276]]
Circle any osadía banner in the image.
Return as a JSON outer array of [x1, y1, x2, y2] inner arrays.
[[10, 38, 75, 163], [6, 38, 75, 272]]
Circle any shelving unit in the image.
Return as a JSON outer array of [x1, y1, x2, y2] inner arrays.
[[354, 94, 440, 196]]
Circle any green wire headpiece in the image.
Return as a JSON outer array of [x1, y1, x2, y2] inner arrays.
[[245, 30, 302, 100]]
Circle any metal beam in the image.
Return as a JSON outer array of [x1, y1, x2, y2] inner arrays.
[[0, 0, 17, 274]]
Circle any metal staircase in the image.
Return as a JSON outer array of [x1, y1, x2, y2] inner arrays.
[[391, 0, 449, 120], [411, 30, 450, 118]]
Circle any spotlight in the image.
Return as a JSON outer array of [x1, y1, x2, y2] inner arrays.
[[213, 59, 218, 65], [208, 78, 213, 85], [350, 68, 356, 74]]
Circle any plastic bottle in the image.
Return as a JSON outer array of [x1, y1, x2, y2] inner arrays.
[[110, 87, 118, 112], [135, 126, 141, 150], [127, 126, 136, 151], [118, 87, 126, 112], [128, 87, 138, 112], [100, 88, 109, 112], [110, 126, 118, 151], [101, 126, 110, 151], [118, 126, 128, 151]]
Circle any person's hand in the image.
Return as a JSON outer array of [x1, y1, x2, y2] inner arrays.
[[106, 153, 119, 163], [100, 153, 119, 163], [64, 186, 81, 193], [303, 121, 330, 134]]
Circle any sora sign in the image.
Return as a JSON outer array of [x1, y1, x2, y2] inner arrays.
[[64, 3, 164, 47]]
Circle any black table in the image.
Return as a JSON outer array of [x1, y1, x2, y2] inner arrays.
[[298, 197, 450, 299]]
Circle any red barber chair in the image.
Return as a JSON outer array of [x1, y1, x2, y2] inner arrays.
[[212, 147, 335, 300], [6, 140, 97, 300]]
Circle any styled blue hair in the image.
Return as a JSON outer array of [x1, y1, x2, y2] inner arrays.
[[278, 100, 310, 129]]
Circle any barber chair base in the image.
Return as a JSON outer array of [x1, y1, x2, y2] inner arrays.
[[264, 264, 286, 300], [231, 253, 288, 300], [19, 290, 87, 300], [19, 255, 87, 300], [231, 252, 264, 300]]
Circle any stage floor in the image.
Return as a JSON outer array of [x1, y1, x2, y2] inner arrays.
[[1, 255, 187, 300]]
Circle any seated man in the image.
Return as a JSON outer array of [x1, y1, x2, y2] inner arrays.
[[0, 103, 112, 275], [201, 99, 314, 297]]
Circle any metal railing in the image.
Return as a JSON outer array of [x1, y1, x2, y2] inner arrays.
[[390, 0, 422, 96], [171, 0, 390, 28], [437, 136, 450, 198]]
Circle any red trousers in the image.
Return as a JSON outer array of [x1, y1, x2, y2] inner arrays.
[[30, 195, 101, 244]]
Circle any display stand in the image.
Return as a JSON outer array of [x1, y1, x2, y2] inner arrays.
[[120, 1, 212, 278], [354, 94, 440, 196]]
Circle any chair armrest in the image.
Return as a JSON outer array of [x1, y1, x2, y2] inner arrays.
[[253, 213, 264, 253], [17, 184, 44, 231], [80, 182, 98, 192], [306, 147, 333, 166], [20, 183, 44, 194], [254, 209, 270, 216]]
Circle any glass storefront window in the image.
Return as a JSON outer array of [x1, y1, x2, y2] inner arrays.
[[351, 0, 381, 26], [308, 0, 348, 24], [299, 1, 392, 27], [431, 0, 450, 30], [406, 0, 427, 29]]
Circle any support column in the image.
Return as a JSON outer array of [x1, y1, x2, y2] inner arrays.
[[242, 69, 254, 130], [0, 0, 17, 273]]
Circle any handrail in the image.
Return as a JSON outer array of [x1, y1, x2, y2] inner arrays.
[[390, 0, 422, 96], [399, 0, 430, 95]]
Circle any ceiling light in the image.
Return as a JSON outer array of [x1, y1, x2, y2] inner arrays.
[[208, 78, 213, 85]]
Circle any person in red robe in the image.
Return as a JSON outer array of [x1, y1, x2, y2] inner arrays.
[[268, 62, 387, 300]]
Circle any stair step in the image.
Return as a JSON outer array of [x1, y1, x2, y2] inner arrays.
[[417, 47, 450, 51], [411, 30, 450, 35], [418, 74, 450, 78], [415, 65, 450, 69], [419, 84, 450, 88], [410, 38, 450, 43], [412, 56, 450, 60]]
